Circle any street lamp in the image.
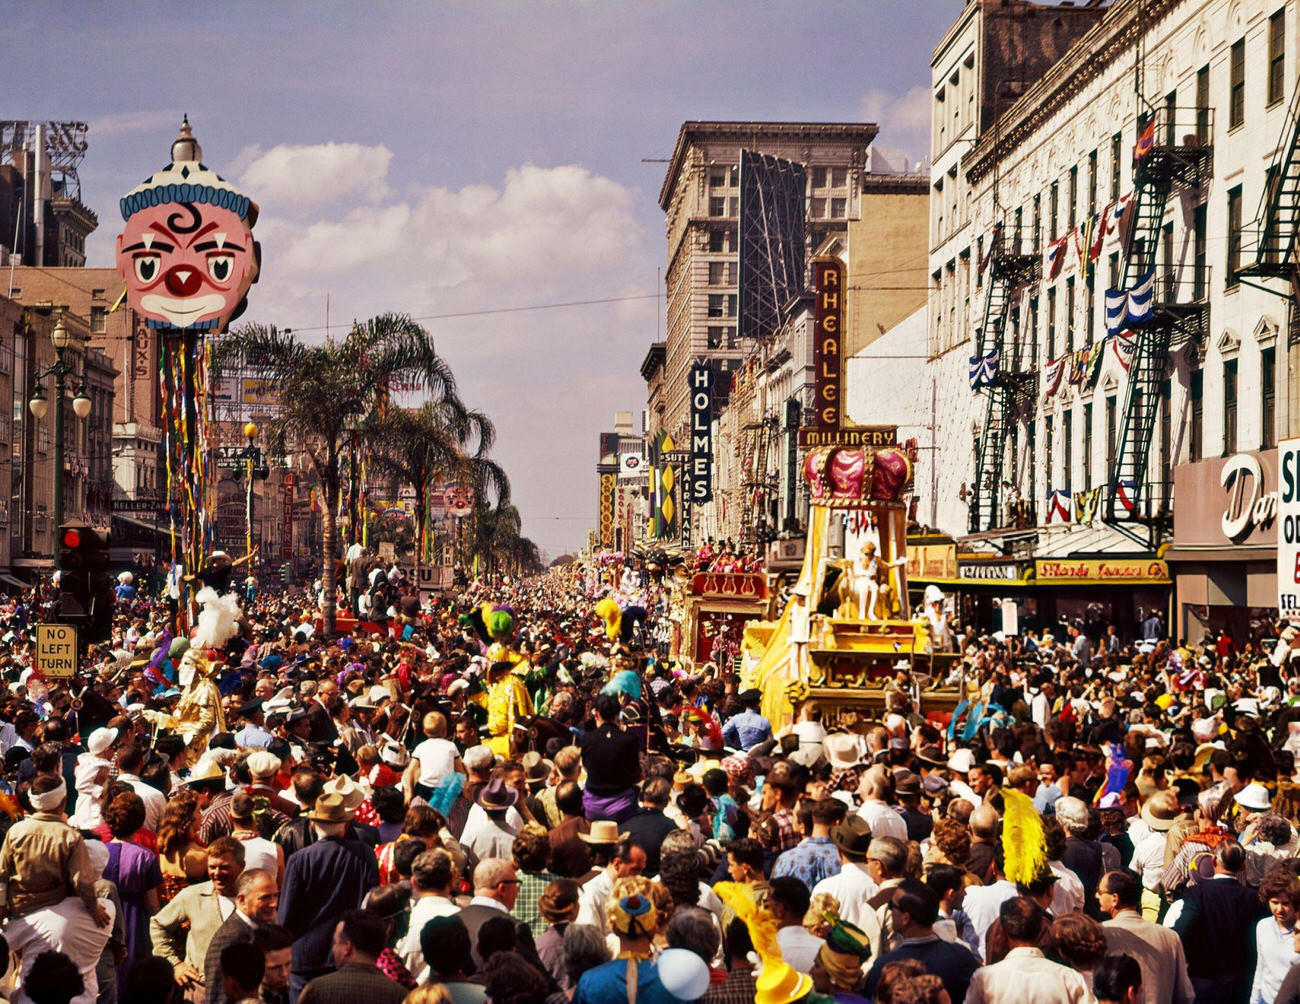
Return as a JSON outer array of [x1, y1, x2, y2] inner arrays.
[[29, 313, 90, 535], [244, 421, 259, 561]]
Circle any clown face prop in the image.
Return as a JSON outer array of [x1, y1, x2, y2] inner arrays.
[[115, 117, 259, 333]]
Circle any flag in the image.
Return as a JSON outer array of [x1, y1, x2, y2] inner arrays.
[[1133, 112, 1155, 170], [1047, 489, 1073, 524], [1090, 202, 1113, 260], [1111, 329, 1137, 372], [1114, 478, 1137, 515], [1045, 233, 1070, 280], [1085, 339, 1106, 387], [1127, 267, 1155, 324], [1068, 348, 1090, 386], [969, 350, 999, 389], [1105, 287, 1128, 336], [978, 222, 1002, 283], [1107, 193, 1134, 252], [1078, 215, 1096, 286], [1042, 355, 1067, 404]]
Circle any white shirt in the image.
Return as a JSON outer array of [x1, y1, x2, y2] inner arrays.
[[460, 804, 523, 865], [1250, 915, 1300, 1004], [1048, 860, 1085, 915], [961, 879, 1018, 962], [7, 894, 116, 1004], [857, 799, 908, 842], [812, 862, 879, 930], [400, 894, 460, 979], [1131, 829, 1169, 890], [965, 945, 1092, 1004], [778, 925, 824, 972], [234, 834, 279, 876], [577, 869, 615, 936], [412, 737, 460, 787], [119, 773, 167, 831]]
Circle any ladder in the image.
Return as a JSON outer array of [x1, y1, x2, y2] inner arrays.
[[1240, 73, 1300, 281]]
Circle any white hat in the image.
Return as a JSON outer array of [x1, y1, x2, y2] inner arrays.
[[824, 733, 865, 771], [446, 678, 469, 696], [246, 750, 282, 779], [86, 727, 118, 758], [947, 748, 975, 774], [380, 741, 410, 769], [367, 685, 390, 705], [1234, 782, 1272, 812]]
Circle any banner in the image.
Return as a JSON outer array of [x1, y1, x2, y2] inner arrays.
[[969, 351, 999, 390], [1279, 437, 1300, 621], [689, 363, 713, 503]]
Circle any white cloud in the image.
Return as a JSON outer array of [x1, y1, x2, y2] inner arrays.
[[860, 85, 931, 165], [239, 142, 393, 214], [92, 109, 182, 139]]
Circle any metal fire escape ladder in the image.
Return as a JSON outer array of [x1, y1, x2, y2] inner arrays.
[[1105, 106, 1212, 544], [1240, 77, 1300, 288], [970, 228, 1041, 534]]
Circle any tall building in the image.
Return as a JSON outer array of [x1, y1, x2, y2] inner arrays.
[[910, 0, 1299, 639], [594, 412, 647, 552], [0, 121, 96, 268]]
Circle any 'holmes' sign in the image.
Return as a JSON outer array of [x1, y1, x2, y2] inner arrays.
[[813, 257, 842, 429], [690, 363, 713, 503]]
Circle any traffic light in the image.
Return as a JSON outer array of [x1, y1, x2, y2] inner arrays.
[[57, 522, 113, 642]]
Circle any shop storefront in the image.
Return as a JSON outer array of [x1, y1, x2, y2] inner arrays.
[[1164, 450, 1278, 645], [1031, 557, 1170, 640]]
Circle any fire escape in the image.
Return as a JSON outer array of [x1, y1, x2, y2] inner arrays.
[[1104, 106, 1212, 544], [1239, 71, 1300, 293], [969, 223, 1040, 532]]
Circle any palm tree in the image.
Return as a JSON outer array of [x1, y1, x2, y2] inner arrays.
[[466, 501, 544, 578], [215, 314, 460, 635], [369, 399, 510, 575]]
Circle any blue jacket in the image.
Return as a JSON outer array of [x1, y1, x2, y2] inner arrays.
[[278, 835, 378, 975]]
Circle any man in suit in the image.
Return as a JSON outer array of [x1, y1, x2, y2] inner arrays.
[[1098, 868, 1194, 1004], [1056, 796, 1106, 919], [1170, 839, 1264, 1004], [619, 778, 678, 877], [204, 868, 279, 1004], [150, 836, 246, 992], [457, 857, 550, 982], [276, 793, 379, 1000]]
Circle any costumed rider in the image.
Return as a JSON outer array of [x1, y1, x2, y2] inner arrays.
[[922, 584, 953, 653], [594, 596, 661, 752], [460, 603, 534, 756], [143, 587, 241, 764]]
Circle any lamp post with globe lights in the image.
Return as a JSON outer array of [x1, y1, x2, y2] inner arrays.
[[28, 312, 91, 538]]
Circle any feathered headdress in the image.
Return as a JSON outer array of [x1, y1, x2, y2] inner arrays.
[[1001, 787, 1048, 886], [595, 596, 622, 641], [713, 881, 781, 964], [602, 669, 642, 701]]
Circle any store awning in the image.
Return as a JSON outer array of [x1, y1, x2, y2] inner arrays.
[[1163, 545, 1275, 563]]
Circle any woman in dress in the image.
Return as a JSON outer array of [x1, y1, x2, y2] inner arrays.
[[102, 791, 163, 985], [156, 789, 207, 904]]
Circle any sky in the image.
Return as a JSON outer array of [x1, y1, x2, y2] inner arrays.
[[3, 1, 960, 560]]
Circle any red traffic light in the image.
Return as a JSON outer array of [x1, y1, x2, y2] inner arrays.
[[62, 529, 81, 549]]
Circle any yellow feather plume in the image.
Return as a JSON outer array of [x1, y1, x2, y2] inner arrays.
[[713, 881, 782, 963], [1001, 786, 1048, 886]]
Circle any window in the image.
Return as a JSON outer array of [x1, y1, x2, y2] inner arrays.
[[1227, 185, 1243, 286], [1263, 347, 1277, 448], [708, 262, 726, 285], [1028, 419, 1038, 503], [976, 237, 984, 290], [1033, 194, 1042, 252], [1161, 222, 1175, 301], [1196, 65, 1211, 145], [1190, 368, 1204, 461], [1265, 166, 1282, 264], [726, 326, 738, 349], [1063, 410, 1073, 494], [1224, 358, 1238, 454], [1230, 38, 1245, 129], [1106, 395, 1117, 474], [707, 326, 724, 349], [709, 196, 726, 217], [1014, 207, 1024, 251], [1160, 379, 1172, 480], [1082, 402, 1093, 487], [1193, 202, 1207, 299], [90, 307, 106, 334], [1109, 252, 1120, 290], [1028, 295, 1039, 359], [707, 294, 725, 318], [708, 230, 726, 253], [1271, 10, 1286, 107], [811, 167, 828, 188], [1047, 287, 1057, 359], [1165, 91, 1177, 146], [812, 197, 827, 220], [1045, 415, 1055, 489], [830, 167, 847, 188], [91, 288, 105, 300], [1111, 133, 1122, 201], [830, 197, 846, 218], [1088, 150, 1097, 217], [1050, 182, 1059, 238], [1066, 277, 1076, 352]]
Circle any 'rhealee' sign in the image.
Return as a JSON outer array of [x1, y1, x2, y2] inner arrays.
[[812, 257, 842, 429], [1278, 437, 1300, 621]]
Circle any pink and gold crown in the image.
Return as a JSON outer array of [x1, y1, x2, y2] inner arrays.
[[802, 446, 913, 509]]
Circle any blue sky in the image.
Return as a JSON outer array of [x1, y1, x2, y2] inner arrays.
[[4, 1, 960, 559]]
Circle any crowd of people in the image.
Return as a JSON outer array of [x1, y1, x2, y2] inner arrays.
[[0, 545, 1295, 1004]]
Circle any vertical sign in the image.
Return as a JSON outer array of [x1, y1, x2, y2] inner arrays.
[[281, 473, 294, 561], [1279, 437, 1300, 621], [813, 257, 843, 429], [598, 470, 617, 547], [690, 363, 713, 503]]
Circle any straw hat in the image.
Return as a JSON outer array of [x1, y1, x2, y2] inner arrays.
[[1139, 790, 1181, 832], [580, 820, 622, 845], [306, 792, 354, 824]]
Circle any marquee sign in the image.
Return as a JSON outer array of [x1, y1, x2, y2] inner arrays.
[[812, 257, 842, 429], [598, 471, 617, 547], [1034, 558, 1169, 584], [689, 363, 713, 503]]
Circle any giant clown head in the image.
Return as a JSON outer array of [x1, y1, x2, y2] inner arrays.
[[115, 117, 260, 332]]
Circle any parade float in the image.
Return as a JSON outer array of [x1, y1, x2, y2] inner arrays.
[[740, 257, 961, 728]]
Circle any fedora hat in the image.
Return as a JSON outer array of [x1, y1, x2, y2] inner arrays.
[[755, 960, 813, 1004], [322, 774, 367, 810], [474, 777, 519, 812], [580, 819, 622, 845], [183, 758, 226, 786], [916, 744, 947, 769], [307, 791, 354, 824], [830, 815, 873, 860], [521, 751, 553, 788], [1139, 790, 1181, 831], [824, 732, 865, 771]]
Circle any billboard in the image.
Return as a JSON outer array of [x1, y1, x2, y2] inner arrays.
[[1280, 438, 1300, 621], [737, 150, 808, 342]]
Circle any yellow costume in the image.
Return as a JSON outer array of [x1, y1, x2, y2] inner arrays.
[[143, 649, 226, 765], [486, 668, 533, 756]]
